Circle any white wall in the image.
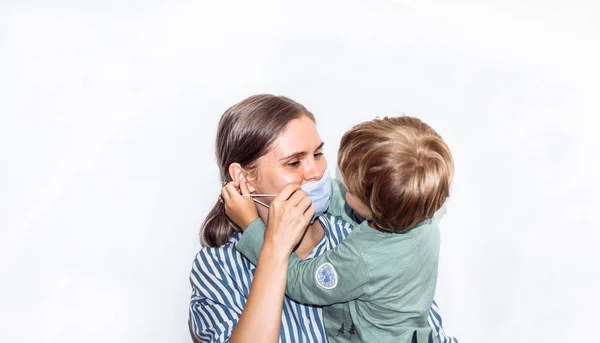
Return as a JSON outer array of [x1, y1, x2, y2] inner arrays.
[[1, 1, 599, 342]]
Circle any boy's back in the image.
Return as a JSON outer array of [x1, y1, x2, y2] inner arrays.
[[320, 219, 440, 342], [323, 115, 452, 342]]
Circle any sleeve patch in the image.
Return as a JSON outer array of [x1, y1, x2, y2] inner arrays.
[[315, 262, 338, 289]]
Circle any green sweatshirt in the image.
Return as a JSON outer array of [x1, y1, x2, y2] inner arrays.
[[236, 180, 440, 342]]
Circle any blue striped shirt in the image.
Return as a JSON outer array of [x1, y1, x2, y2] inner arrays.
[[189, 214, 458, 343]]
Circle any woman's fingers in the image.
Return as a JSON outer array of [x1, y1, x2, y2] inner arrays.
[[297, 196, 315, 224], [272, 183, 301, 203], [270, 183, 312, 217], [303, 205, 315, 223], [264, 183, 316, 254], [287, 188, 308, 207], [298, 195, 313, 214]]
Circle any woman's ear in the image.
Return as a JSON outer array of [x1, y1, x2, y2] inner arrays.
[[228, 163, 245, 183], [228, 163, 257, 193]]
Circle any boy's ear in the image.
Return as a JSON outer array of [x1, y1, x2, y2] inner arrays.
[[228, 163, 257, 193]]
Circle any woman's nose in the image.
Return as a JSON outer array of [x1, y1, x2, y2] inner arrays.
[[304, 157, 324, 181]]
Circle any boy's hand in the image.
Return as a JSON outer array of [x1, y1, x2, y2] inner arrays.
[[221, 180, 259, 230]]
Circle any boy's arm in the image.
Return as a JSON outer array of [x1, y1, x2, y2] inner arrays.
[[326, 178, 348, 220], [327, 178, 365, 227], [285, 239, 370, 305], [235, 218, 266, 265], [237, 224, 370, 305]]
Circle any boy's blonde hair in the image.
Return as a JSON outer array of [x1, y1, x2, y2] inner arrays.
[[338, 116, 454, 231]]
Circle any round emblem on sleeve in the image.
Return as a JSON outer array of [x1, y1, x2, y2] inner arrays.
[[315, 263, 338, 289]]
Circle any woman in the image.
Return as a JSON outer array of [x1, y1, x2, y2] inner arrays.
[[189, 94, 457, 343]]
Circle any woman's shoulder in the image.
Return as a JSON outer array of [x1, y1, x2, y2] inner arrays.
[[191, 233, 251, 272], [190, 233, 255, 294]]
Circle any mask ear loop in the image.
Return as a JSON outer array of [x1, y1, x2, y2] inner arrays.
[[252, 198, 270, 208], [242, 194, 275, 209]]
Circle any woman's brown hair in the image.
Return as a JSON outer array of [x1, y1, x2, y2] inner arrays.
[[201, 94, 315, 247]]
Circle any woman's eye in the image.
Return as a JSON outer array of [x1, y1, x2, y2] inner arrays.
[[314, 152, 324, 158], [287, 161, 301, 167]]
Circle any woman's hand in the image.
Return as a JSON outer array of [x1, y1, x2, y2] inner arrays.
[[229, 183, 311, 343], [222, 179, 259, 230], [264, 184, 315, 256]]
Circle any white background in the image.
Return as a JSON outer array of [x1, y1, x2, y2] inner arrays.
[[1, 1, 599, 342]]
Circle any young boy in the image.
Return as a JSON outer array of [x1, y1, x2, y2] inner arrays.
[[229, 116, 454, 342]]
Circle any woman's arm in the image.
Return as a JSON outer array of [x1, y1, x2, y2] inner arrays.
[[216, 179, 287, 341], [232, 184, 314, 341], [189, 245, 290, 343], [229, 245, 288, 343], [211, 182, 312, 342]]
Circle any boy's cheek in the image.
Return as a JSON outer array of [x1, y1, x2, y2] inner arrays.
[[345, 193, 372, 219]]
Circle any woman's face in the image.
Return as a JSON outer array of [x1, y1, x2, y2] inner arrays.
[[249, 115, 327, 205]]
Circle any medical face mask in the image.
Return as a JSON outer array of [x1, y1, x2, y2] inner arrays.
[[247, 171, 332, 223], [301, 171, 332, 223]]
